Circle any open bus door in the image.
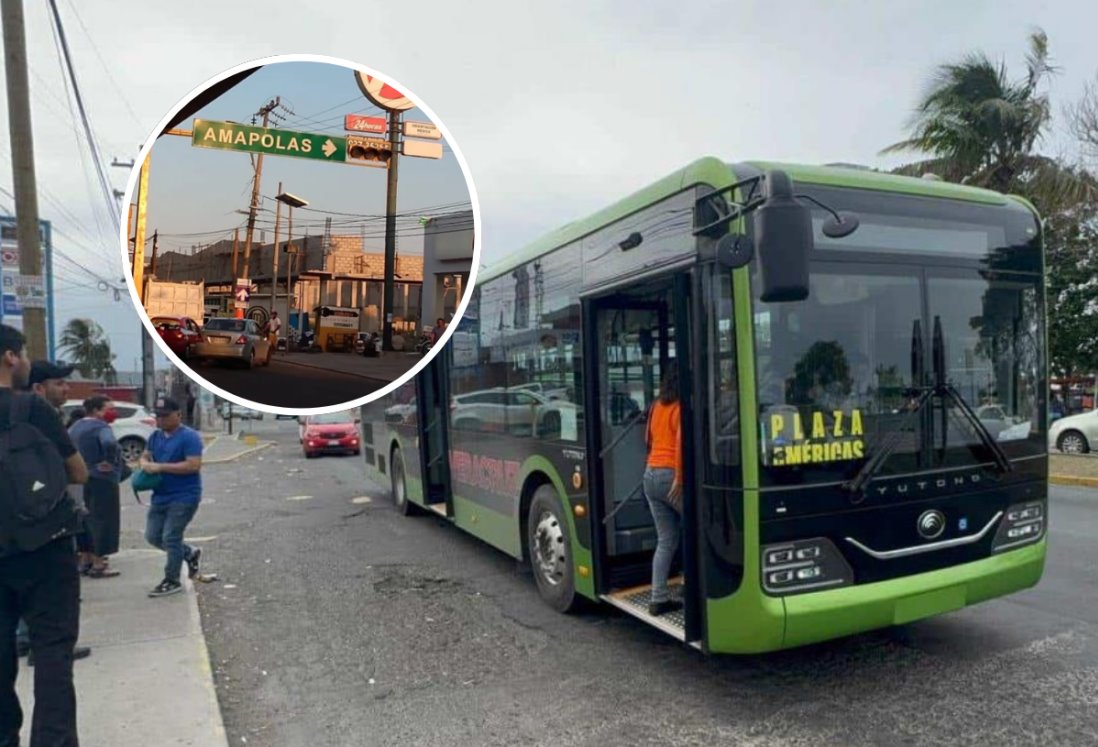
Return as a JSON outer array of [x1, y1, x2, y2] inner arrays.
[[415, 356, 453, 518], [583, 272, 703, 645]]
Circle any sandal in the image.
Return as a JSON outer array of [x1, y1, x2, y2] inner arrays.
[[87, 567, 120, 578]]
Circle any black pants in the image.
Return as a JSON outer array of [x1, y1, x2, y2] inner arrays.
[[0, 537, 80, 747]]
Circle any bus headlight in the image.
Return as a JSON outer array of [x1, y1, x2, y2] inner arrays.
[[991, 501, 1045, 553], [762, 538, 853, 595]]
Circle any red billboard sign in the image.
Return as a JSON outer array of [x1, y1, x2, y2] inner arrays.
[[345, 114, 387, 134]]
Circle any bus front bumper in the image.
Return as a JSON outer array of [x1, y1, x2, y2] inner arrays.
[[706, 539, 1046, 654]]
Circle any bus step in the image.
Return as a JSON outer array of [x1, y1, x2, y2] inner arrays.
[[426, 502, 448, 517], [601, 580, 686, 643]]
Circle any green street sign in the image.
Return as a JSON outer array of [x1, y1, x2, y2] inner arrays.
[[192, 119, 347, 162]]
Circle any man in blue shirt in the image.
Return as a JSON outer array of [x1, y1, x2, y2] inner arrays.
[[139, 396, 204, 597]]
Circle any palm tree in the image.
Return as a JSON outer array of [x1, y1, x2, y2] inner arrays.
[[59, 318, 115, 381], [882, 29, 1096, 211]]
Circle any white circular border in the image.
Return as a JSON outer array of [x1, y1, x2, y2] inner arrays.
[[119, 53, 482, 417]]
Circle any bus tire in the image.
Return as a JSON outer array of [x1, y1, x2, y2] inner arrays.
[[390, 447, 419, 516], [527, 485, 578, 613]]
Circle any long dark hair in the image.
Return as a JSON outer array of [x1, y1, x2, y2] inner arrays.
[[658, 367, 679, 404]]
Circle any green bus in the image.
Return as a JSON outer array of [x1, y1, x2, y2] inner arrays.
[[359, 158, 1047, 653]]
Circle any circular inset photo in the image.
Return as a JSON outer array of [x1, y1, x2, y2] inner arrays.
[[120, 55, 479, 413]]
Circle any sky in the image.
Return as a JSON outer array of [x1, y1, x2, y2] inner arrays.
[[145, 60, 469, 260], [0, 0, 1096, 369]]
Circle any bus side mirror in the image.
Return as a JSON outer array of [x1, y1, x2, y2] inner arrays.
[[754, 170, 811, 302]]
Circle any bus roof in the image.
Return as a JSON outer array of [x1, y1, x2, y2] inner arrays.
[[478, 157, 1018, 285]]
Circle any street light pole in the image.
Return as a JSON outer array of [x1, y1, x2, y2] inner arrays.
[[270, 180, 283, 316]]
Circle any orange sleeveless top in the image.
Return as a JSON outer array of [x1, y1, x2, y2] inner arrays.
[[646, 400, 682, 483]]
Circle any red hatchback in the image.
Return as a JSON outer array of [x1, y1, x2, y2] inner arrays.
[[302, 411, 361, 458], [152, 316, 202, 360]]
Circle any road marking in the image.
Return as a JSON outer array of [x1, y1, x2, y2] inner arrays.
[[187, 535, 219, 543], [287, 495, 314, 501], [351, 496, 372, 504]]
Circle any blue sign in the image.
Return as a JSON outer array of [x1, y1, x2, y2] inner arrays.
[[2, 294, 19, 316]]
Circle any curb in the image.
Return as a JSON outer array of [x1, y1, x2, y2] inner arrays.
[[204, 440, 276, 465], [184, 573, 230, 746], [275, 355, 395, 386], [1049, 475, 1098, 488]]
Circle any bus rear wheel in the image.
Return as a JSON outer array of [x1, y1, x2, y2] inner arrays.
[[527, 485, 578, 613], [390, 447, 418, 516]]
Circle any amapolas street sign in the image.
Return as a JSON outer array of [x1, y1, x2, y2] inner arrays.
[[192, 119, 346, 162]]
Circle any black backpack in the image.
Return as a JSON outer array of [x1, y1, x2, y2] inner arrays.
[[0, 393, 79, 553]]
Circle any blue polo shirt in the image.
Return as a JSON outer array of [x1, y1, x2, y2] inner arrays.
[[148, 425, 203, 506]]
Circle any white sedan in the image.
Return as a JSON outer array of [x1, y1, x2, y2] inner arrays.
[[60, 400, 156, 465], [1049, 409, 1098, 454]]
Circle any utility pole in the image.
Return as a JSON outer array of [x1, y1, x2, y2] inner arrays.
[[382, 110, 401, 351], [270, 180, 282, 315], [2, 0, 46, 357], [149, 230, 159, 277], [241, 98, 279, 290], [231, 226, 240, 280]]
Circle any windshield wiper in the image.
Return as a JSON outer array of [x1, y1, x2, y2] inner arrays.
[[844, 320, 932, 500], [844, 318, 1013, 501], [933, 317, 1012, 473]]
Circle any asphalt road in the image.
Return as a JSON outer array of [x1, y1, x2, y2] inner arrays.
[[189, 358, 386, 408], [182, 421, 1098, 746]]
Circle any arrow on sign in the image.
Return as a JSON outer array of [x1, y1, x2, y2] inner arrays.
[[235, 287, 250, 303], [322, 139, 337, 158]]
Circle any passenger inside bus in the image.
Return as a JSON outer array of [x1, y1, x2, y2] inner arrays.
[[643, 367, 684, 617]]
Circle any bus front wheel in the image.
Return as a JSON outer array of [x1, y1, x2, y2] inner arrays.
[[527, 485, 578, 613], [390, 447, 419, 516]]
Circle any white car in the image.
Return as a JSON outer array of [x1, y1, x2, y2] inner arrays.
[[59, 399, 156, 465], [1049, 409, 1098, 454], [451, 387, 549, 434]]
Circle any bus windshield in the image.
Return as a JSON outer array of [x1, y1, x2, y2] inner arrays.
[[751, 187, 1046, 483]]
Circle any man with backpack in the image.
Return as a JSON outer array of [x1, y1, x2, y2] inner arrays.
[[0, 325, 90, 747]]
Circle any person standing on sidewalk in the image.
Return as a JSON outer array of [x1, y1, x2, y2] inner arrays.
[[266, 310, 281, 354], [139, 397, 203, 597], [0, 325, 90, 747], [69, 396, 124, 579]]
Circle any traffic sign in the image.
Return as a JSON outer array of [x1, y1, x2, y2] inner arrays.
[[354, 71, 414, 111], [0, 248, 16, 267], [402, 140, 443, 159], [192, 119, 346, 163], [403, 120, 441, 140], [234, 278, 253, 308], [345, 114, 387, 134]]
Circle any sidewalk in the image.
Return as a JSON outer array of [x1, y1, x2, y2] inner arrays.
[[276, 349, 423, 383], [16, 550, 227, 747]]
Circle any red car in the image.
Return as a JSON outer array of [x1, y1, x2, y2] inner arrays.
[[302, 411, 361, 458], [152, 316, 202, 360]]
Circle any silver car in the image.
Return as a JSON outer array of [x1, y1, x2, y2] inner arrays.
[[193, 318, 272, 368], [1049, 409, 1098, 453]]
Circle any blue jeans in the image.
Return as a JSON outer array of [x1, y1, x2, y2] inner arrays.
[[643, 467, 681, 604], [145, 502, 199, 583]]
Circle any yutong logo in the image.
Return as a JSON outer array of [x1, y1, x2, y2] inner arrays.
[[918, 510, 946, 540], [874, 472, 982, 498]]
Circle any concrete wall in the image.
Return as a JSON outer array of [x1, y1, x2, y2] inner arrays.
[[421, 210, 474, 328]]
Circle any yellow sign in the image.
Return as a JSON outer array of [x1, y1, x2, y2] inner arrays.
[[764, 408, 866, 466]]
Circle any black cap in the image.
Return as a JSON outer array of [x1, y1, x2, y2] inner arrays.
[[29, 360, 76, 386], [153, 396, 181, 416]]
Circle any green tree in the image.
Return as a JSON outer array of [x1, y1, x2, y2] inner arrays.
[[882, 29, 1095, 212], [59, 318, 116, 382]]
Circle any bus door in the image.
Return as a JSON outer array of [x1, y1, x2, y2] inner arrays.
[[585, 272, 700, 641], [415, 357, 452, 517]]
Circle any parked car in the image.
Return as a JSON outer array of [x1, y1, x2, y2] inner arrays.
[[1049, 409, 1098, 453], [220, 402, 264, 420], [193, 318, 272, 368], [59, 399, 155, 465], [301, 411, 361, 457], [450, 387, 550, 434], [151, 315, 202, 360]]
